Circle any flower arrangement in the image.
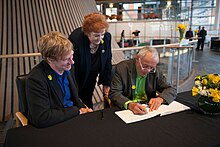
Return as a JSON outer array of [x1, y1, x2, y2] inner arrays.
[[194, 29, 199, 34], [192, 74, 220, 103], [194, 29, 199, 36], [176, 24, 187, 31], [176, 24, 187, 41]]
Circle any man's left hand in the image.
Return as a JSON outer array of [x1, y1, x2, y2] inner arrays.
[[148, 97, 164, 111]]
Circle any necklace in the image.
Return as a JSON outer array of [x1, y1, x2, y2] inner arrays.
[[90, 43, 99, 54]]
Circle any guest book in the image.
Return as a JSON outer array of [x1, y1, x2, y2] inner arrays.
[[115, 101, 190, 124]]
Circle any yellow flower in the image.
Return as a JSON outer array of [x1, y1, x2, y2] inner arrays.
[[176, 24, 187, 31], [194, 29, 199, 34], [213, 76, 220, 84], [202, 79, 208, 85], [208, 74, 215, 81], [213, 97, 220, 103], [131, 85, 136, 89], [207, 74, 220, 84], [194, 30, 198, 33], [210, 88, 220, 102], [194, 75, 201, 81], [48, 75, 52, 81], [192, 86, 199, 96]]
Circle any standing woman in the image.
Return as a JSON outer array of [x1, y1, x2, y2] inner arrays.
[[68, 12, 112, 109]]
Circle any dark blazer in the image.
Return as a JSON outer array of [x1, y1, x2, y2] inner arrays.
[[185, 30, 193, 39], [109, 59, 177, 109], [68, 27, 112, 91], [26, 61, 84, 128], [199, 29, 207, 39]]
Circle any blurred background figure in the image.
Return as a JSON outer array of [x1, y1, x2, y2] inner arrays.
[[196, 26, 201, 50], [185, 27, 193, 41], [198, 27, 207, 51]]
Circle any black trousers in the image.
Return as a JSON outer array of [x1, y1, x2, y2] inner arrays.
[[197, 38, 205, 50], [201, 38, 205, 50], [196, 39, 202, 50]]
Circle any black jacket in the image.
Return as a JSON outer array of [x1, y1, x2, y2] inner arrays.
[[68, 27, 112, 92], [26, 61, 84, 128]]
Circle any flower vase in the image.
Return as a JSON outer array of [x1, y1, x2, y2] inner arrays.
[[179, 29, 184, 42], [198, 96, 220, 115]]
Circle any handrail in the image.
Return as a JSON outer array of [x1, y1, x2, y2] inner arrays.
[[112, 40, 197, 52], [112, 43, 179, 52], [0, 53, 41, 59], [0, 40, 198, 59]]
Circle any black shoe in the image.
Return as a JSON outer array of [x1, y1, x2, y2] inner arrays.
[[196, 48, 199, 51], [201, 49, 203, 51]]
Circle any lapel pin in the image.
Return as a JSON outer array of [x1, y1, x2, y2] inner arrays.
[[48, 75, 52, 81], [132, 85, 136, 89]]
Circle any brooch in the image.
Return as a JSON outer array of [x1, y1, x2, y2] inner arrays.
[[132, 85, 136, 90], [48, 75, 52, 81], [101, 40, 104, 44]]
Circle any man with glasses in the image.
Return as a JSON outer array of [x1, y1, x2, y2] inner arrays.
[[109, 47, 176, 115]]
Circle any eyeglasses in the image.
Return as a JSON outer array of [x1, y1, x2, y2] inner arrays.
[[138, 58, 156, 73]]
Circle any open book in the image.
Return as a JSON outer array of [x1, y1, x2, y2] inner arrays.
[[115, 101, 190, 124]]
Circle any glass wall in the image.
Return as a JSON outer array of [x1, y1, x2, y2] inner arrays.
[[191, 0, 216, 36], [96, 0, 219, 37]]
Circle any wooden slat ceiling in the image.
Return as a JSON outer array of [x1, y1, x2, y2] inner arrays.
[[0, 0, 121, 122], [0, 0, 106, 122]]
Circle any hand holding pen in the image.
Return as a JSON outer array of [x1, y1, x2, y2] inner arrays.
[[128, 102, 147, 115], [79, 105, 93, 114], [79, 98, 93, 114]]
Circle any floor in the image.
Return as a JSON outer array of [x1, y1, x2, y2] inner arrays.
[[0, 44, 219, 146], [178, 45, 220, 92]]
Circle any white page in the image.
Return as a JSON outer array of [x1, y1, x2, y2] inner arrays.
[[115, 101, 190, 124], [159, 101, 191, 116]]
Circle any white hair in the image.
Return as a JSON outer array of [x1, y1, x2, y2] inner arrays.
[[137, 47, 159, 61]]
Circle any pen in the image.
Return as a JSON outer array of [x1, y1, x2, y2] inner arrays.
[[79, 98, 88, 108]]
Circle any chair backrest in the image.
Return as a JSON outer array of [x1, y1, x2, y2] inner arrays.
[[16, 74, 28, 116]]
